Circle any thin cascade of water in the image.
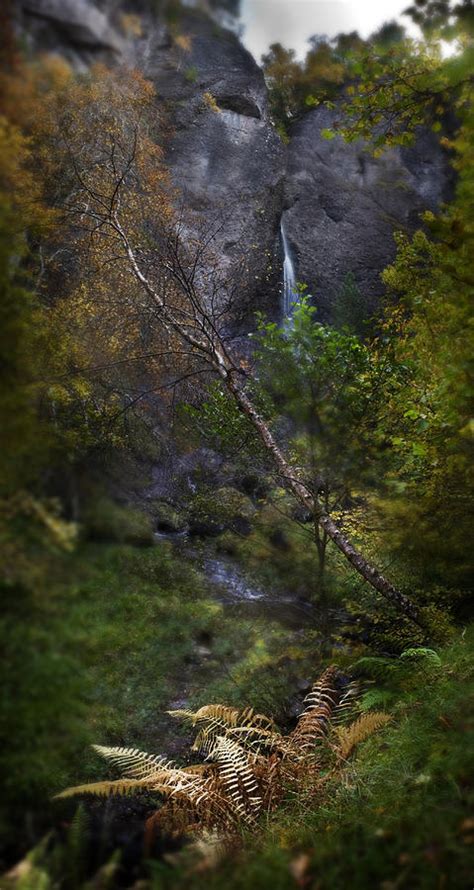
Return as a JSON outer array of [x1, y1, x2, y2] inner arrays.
[[281, 216, 297, 317]]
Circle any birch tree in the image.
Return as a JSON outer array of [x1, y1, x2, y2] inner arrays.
[[47, 67, 423, 627]]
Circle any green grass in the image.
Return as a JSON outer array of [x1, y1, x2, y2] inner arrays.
[[0, 541, 220, 863]]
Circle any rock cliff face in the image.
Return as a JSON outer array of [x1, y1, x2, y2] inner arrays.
[[138, 9, 285, 328], [14, 0, 125, 67], [13, 0, 453, 326], [283, 105, 453, 320]]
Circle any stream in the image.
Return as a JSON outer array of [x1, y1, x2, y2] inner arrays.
[[202, 554, 315, 628]]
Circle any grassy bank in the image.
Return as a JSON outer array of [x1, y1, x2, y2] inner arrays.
[[6, 619, 473, 889], [3, 521, 472, 889]]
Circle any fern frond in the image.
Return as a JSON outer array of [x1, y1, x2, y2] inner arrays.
[[351, 656, 399, 681], [400, 647, 441, 668], [170, 704, 278, 758], [169, 704, 275, 733], [170, 705, 242, 757], [57, 746, 217, 807], [54, 669, 394, 839], [332, 680, 362, 725], [239, 706, 276, 732], [92, 744, 174, 780], [168, 704, 241, 728], [55, 779, 153, 799], [225, 725, 289, 756], [359, 688, 396, 711], [208, 736, 262, 820], [336, 711, 391, 760], [290, 666, 342, 755]]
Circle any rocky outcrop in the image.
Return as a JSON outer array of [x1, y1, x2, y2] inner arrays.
[[14, 0, 124, 68], [13, 1, 453, 326], [283, 105, 453, 320]]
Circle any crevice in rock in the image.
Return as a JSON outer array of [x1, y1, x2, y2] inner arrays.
[[215, 94, 262, 119]]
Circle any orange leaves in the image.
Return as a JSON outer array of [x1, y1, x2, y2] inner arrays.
[[0, 55, 72, 135], [174, 33, 193, 53], [119, 13, 143, 38]]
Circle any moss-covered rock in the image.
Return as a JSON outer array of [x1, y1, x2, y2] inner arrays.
[[146, 499, 187, 534], [188, 486, 256, 537], [212, 487, 256, 520]]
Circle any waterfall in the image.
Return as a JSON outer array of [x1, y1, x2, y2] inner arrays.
[[281, 217, 297, 318]]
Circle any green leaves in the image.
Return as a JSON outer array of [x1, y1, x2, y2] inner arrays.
[[400, 648, 442, 668], [322, 33, 470, 151]]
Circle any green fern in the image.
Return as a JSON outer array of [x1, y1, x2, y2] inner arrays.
[[399, 647, 442, 668], [351, 656, 400, 682], [353, 648, 441, 682], [359, 688, 397, 711]]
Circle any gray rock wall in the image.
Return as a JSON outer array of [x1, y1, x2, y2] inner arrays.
[[139, 10, 285, 329], [283, 105, 453, 320], [14, 0, 285, 329]]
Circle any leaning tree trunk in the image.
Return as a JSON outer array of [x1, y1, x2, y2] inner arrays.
[[225, 374, 423, 628], [121, 234, 423, 627], [98, 209, 424, 628]]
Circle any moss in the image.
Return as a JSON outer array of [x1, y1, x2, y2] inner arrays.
[[146, 499, 187, 533], [184, 66, 198, 84]]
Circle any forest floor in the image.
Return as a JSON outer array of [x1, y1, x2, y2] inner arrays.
[[2, 534, 473, 889]]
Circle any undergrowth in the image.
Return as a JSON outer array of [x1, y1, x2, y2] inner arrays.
[[1, 533, 336, 871], [5, 627, 473, 889], [0, 541, 215, 864], [157, 628, 474, 890]]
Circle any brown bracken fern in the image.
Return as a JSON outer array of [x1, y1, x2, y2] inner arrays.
[[334, 712, 392, 761], [56, 666, 391, 840]]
